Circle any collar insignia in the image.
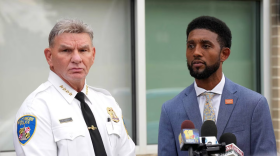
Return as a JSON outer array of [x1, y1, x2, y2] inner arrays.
[[60, 85, 72, 96]]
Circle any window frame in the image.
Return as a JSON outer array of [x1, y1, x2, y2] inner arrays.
[[135, 0, 270, 154], [0, 0, 271, 155]]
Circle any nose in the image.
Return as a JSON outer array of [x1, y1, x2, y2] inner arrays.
[[71, 50, 82, 63], [193, 46, 203, 58]]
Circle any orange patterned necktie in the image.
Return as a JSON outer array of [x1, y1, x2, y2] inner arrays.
[[202, 92, 216, 122]]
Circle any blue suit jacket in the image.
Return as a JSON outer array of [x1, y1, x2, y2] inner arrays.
[[158, 77, 277, 156]]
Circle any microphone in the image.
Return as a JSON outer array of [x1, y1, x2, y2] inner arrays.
[[179, 120, 200, 156], [196, 120, 225, 155], [219, 133, 236, 145], [200, 120, 218, 145], [219, 133, 243, 156]]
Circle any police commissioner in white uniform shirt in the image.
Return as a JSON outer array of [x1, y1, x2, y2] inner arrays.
[[13, 71, 135, 156]]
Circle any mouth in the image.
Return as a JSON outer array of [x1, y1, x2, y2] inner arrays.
[[70, 68, 83, 72]]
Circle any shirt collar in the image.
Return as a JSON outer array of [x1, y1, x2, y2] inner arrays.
[[48, 71, 91, 104], [194, 73, 225, 96]]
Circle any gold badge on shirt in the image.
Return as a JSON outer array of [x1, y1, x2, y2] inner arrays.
[[107, 107, 119, 123]]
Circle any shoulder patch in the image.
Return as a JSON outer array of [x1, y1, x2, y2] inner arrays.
[[17, 115, 37, 145]]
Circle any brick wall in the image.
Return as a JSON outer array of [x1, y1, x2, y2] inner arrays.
[[271, 0, 280, 152]]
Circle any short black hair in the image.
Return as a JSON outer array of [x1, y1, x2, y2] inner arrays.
[[186, 16, 232, 49]]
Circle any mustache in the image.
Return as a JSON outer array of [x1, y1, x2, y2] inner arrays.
[[186, 59, 206, 66]]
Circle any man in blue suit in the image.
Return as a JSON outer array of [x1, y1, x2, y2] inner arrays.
[[158, 16, 277, 156]]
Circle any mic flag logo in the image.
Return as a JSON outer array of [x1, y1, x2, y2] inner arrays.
[[179, 129, 200, 150], [199, 136, 218, 145], [179, 129, 199, 144], [179, 133, 183, 145], [184, 130, 195, 140], [225, 143, 244, 156], [17, 115, 37, 145]]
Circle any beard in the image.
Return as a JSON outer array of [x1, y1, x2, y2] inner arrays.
[[187, 57, 220, 79]]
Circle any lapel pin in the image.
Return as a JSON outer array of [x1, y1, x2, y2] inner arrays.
[[225, 99, 233, 104]]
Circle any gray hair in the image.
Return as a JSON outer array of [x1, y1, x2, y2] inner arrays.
[[48, 19, 93, 47]]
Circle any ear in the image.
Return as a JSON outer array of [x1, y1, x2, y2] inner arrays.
[[92, 47, 96, 64], [44, 48, 53, 67], [220, 47, 230, 62]]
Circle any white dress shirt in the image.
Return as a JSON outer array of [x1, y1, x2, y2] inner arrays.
[[194, 74, 225, 122], [13, 71, 135, 156]]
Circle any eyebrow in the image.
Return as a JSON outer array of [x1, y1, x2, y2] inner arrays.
[[58, 45, 90, 49], [59, 45, 73, 49], [187, 39, 213, 44], [187, 40, 195, 44], [200, 40, 213, 44], [79, 45, 90, 49]]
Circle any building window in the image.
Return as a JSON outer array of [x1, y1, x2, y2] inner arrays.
[[0, 0, 133, 151], [146, 0, 260, 144]]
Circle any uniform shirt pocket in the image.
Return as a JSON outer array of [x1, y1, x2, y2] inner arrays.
[[53, 125, 86, 156], [106, 121, 121, 149], [53, 125, 85, 141]]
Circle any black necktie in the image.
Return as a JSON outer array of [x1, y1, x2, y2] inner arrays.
[[75, 92, 107, 156]]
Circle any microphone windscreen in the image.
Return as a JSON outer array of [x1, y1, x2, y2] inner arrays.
[[181, 120, 195, 130], [201, 120, 217, 137], [219, 133, 237, 145]]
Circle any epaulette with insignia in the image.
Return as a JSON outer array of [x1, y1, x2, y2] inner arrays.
[[17, 115, 37, 145]]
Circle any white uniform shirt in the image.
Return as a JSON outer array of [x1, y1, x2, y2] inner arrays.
[[13, 71, 135, 156], [194, 74, 225, 122]]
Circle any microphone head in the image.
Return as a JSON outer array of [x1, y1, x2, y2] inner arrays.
[[201, 120, 217, 137], [181, 120, 195, 130], [219, 133, 237, 145]]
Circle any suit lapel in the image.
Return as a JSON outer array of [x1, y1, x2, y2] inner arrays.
[[182, 84, 203, 131], [216, 78, 238, 139]]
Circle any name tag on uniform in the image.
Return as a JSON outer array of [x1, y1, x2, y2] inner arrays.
[[59, 117, 73, 124]]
